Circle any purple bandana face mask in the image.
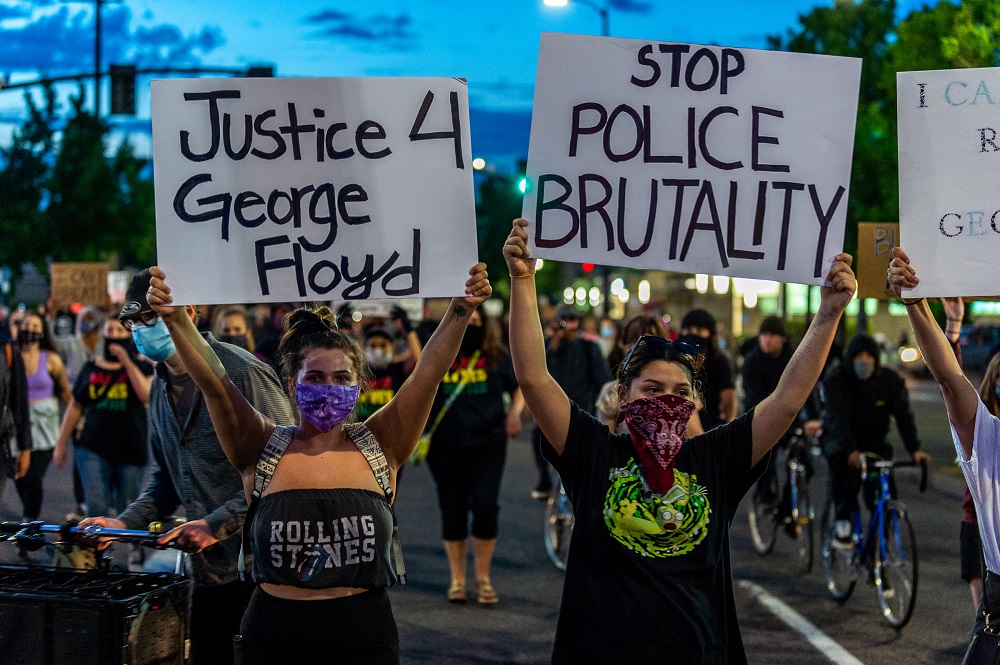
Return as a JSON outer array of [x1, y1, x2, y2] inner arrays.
[[295, 384, 360, 433]]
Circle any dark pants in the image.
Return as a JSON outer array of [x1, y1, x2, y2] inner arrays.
[[190, 579, 256, 665], [71, 430, 86, 506], [827, 451, 895, 522], [533, 426, 551, 491], [14, 448, 52, 520], [236, 587, 398, 664], [427, 439, 506, 541], [962, 521, 987, 583]]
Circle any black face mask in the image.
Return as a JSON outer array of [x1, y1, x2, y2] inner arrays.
[[219, 334, 249, 350], [19, 330, 43, 345], [461, 325, 485, 353], [103, 338, 136, 362]]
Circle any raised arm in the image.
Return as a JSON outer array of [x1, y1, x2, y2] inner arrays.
[[751, 254, 855, 465], [888, 247, 979, 457], [366, 263, 492, 468], [504, 218, 573, 454], [146, 267, 274, 473]]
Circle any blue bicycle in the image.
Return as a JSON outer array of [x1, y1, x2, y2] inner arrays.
[[820, 452, 927, 629]]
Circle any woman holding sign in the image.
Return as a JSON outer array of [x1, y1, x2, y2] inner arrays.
[[503, 218, 855, 664], [887, 248, 1000, 661], [143, 263, 492, 664]]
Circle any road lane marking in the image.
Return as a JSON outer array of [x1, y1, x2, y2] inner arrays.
[[738, 579, 865, 665]]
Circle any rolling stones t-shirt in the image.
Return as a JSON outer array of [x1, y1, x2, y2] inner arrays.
[[541, 402, 765, 665]]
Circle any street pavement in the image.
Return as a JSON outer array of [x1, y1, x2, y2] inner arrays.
[[0, 374, 980, 663]]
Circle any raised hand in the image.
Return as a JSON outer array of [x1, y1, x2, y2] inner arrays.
[[819, 253, 856, 316], [887, 247, 919, 298], [459, 263, 492, 310], [146, 267, 181, 321], [503, 218, 535, 278]]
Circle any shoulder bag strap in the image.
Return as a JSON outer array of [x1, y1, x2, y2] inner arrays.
[[344, 422, 406, 584], [423, 350, 481, 440], [238, 425, 294, 581]]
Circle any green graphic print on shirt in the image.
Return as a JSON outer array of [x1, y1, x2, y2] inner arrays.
[[603, 459, 710, 557]]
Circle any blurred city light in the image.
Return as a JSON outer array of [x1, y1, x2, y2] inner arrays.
[[610, 277, 624, 295], [518, 178, 527, 193], [695, 274, 709, 294], [535, 258, 544, 270], [563, 287, 575, 304], [638, 280, 650, 304], [543, 0, 569, 6], [472, 157, 486, 170], [618, 288, 630, 303], [712, 275, 729, 295]]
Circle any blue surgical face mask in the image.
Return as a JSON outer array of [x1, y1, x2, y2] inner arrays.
[[132, 319, 176, 362]]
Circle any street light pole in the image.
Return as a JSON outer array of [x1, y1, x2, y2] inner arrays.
[[94, 0, 103, 117]]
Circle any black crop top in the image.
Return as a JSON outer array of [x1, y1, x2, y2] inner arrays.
[[240, 424, 405, 589], [250, 488, 397, 588]]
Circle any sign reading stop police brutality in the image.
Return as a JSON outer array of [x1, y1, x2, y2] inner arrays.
[[151, 77, 478, 305], [523, 33, 861, 284], [898, 68, 1000, 297]]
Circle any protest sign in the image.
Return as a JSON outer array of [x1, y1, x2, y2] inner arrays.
[[856, 223, 899, 300], [152, 77, 478, 305], [523, 33, 861, 285], [49, 263, 111, 311], [898, 68, 1000, 297]]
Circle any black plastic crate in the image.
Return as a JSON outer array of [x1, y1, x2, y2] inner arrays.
[[0, 565, 190, 665]]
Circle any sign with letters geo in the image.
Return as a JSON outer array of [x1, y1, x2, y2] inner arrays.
[[152, 77, 478, 305], [523, 33, 861, 285], [898, 68, 1000, 297]]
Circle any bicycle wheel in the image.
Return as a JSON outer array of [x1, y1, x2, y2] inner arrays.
[[820, 501, 857, 601], [748, 470, 781, 555], [875, 502, 918, 628], [544, 482, 574, 571], [789, 465, 814, 574]]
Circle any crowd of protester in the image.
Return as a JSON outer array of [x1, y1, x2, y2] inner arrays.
[[0, 229, 994, 663]]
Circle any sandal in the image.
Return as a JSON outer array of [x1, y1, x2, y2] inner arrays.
[[476, 579, 498, 605], [447, 580, 467, 603]]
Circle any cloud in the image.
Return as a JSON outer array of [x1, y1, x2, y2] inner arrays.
[[0, 3, 224, 74], [0, 2, 28, 21], [304, 8, 417, 51], [608, 0, 653, 14]]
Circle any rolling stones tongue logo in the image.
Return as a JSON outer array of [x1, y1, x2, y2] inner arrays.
[[619, 393, 696, 494]]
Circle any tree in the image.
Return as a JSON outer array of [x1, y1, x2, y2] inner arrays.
[[0, 86, 58, 271]]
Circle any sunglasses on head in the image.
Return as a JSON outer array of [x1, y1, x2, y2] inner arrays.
[[119, 309, 159, 332], [621, 335, 699, 372]]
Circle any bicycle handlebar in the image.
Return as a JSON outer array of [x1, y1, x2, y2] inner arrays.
[[0, 521, 184, 549], [857, 453, 929, 493]]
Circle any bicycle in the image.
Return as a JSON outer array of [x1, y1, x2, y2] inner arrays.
[[747, 427, 817, 573], [544, 479, 574, 571], [820, 452, 928, 629]]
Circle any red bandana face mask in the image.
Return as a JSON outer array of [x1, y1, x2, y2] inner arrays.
[[618, 393, 696, 494]]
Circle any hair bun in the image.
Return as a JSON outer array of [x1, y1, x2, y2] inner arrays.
[[285, 306, 337, 336]]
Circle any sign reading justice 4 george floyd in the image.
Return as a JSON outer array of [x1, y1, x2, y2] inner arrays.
[[523, 33, 861, 285], [898, 68, 1000, 297], [152, 77, 478, 305]]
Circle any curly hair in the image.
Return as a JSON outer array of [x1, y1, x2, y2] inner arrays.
[[278, 306, 369, 389]]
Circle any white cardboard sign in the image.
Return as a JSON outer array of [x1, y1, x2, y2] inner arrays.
[[152, 77, 478, 305], [898, 68, 1000, 297], [523, 33, 861, 285]]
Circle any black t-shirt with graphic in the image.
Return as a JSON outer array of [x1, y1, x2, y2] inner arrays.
[[73, 360, 154, 466], [356, 363, 408, 422], [541, 401, 765, 665], [430, 351, 517, 449]]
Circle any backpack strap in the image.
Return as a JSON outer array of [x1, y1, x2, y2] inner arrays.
[[239, 424, 294, 581], [344, 422, 406, 584]]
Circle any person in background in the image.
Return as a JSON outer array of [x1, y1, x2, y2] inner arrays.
[[821, 332, 929, 545], [679, 308, 736, 430], [0, 315, 32, 509], [355, 308, 423, 423], [54, 305, 104, 521], [503, 217, 856, 664], [531, 309, 611, 499], [426, 310, 524, 605], [16, 312, 72, 520], [80, 270, 296, 665], [212, 305, 258, 356], [596, 317, 618, 358], [53, 316, 154, 518]]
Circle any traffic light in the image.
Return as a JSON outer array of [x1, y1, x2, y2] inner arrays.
[[110, 65, 136, 115], [246, 66, 274, 78]]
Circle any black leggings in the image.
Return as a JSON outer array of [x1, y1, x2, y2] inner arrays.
[[236, 587, 398, 664], [15, 448, 52, 520], [426, 440, 506, 541]]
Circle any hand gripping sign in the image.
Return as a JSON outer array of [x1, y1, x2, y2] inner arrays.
[[152, 77, 478, 305], [523, 33, 861, 285]]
